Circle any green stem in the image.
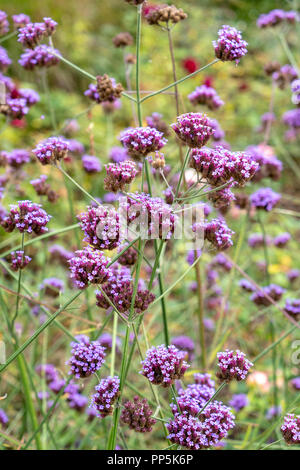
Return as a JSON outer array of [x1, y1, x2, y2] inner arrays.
[[58, 165, 100, 206], [140, 59, 219, 103], [110, 312, 118, 377], [174, 148, 190, 199], [12, 232, 25, 326], [135, 4, 142, 125], [194, 256, 206, 370]]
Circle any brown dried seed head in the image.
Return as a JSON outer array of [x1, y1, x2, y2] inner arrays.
[[113, 32, 134, 48], [96, 74, 124, 102], [146, 5, 187, 26]]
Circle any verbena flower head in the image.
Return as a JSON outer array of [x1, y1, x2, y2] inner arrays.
[[0, 11, 9, 36], [140, 344, 189, 387], [109, 146, 128, 163], [250, 187, 281, 211], [33, 136, 69, 165], [6, 149, 30, 168], [239, 279, 255, 292], [1, 200, 51, 234], [117, 244, 138, 266], [216, 349, 253, 382], [35, 363, 58, 383], [171, 113, 214, 148], [95, 74, 123, 103], [0, 409, 9, 427], [146, 112, 170, 136], [19, 88, 40, 107], [19, 45, 60, 70], [213, 25, 247, 63], [124, 192, 177, 240], [284, 299, 300, 319], [273, 64, 298, 90], [287, 269, 300, 283], [12, 14, 31, 29], [0, 46, 11, 72], [248, 233, 271, 248], [18, 22, 46, 48], [82, 155, 102, 173], [194, 372, 215, 389], [77, 205, 120, 251], [194, 218, 234, 251], [208, 186, 235, 209], [167, 401, 235, 449], [251, 284, 285, 307], [188, 85, 224, 110], [190, 146, 259, 186], [120, 126, 167, 159], [257, 9, 300, 28], [229, 393, 248, 412], [68, 337, 106, 378], [291, 377, 300, 390], [173, 382, 215, 416], [96, 264, 155, 315], [98, 332, 121, 353], [281, 414, 300, 445], [113, 32, 133, 48], [90, 376, 120, 417], [273, 232, 291, 248], [171, 335, 195, 361], [10, 251, 31, 271], [39, 277, 64, 297], [104, 160, 138, 192], [121, 396, 156, 432], [69, 246, 111, 290], [283, 108, 300, 129], [4, 97, 28, 119], [211, 253, 232, 272]]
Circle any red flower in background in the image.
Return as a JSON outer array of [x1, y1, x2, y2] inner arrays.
[[182, 57, 199, 74], [203, 76, 214, 87], [10, 119, 26, 128], [142, 3, 159, 18]]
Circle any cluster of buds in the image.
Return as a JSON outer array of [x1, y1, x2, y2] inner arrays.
[[68, 337, 106, 379], [113, 32, 133, 48], [213, 25, 248, 63], [19, 45, 60, 70], [90, 377, 120, 418], [216, 349, 253, 382], [120, 126, 167, 159], [121, 396, 156, 432], [281, 414, 300, 445], [104, 160, 138, 192], [69, 246, 111, 290], [145, 4, 187, 26], [10, 250, 31, 271], [95, 74, 123, 103], [33, 137, 69, 165], [17, 17, 57, 48], [77, 205, 120, 251], [188, 85, 224, 110], [117, 244, 138, 266], [146, 112, 170, 136], [171, 113, 214, 148], [149, 151, 165, 170], [30, 175, 59, 203], [1, 200, 51, 235]]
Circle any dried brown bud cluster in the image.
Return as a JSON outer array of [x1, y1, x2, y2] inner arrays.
[[150, 151, 165, 170], [125, 53, 136, 65], [146, 5, 187, 26], [264, 61, 280, 76], [96, 74, 124, 103], [113, 32, 134, 48]]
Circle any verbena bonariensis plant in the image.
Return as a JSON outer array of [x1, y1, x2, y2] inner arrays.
[[0, 1, 299, 452]]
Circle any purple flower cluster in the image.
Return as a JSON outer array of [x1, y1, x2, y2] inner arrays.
[[173, 382, 215, 416], [291, 377, 300, 390], [5, 149, 30, 168], [120, 126, 167, 159], [246, 146, 282, 182], [281, 414, 300, 445], [167, 400, 235, 449], [216, 349, 253, 382], [188, 85, 224, 110], [117, 244, 138, 266], [171, 113, 214, 148], [104, 160, 138, 192], [90, 376, 120, 418], [213, 25, 247, 63], [190, 146, 259, 187], [257, 10, 299, 28], [39, 277, 64, 297], [198, 218, 234, 251], [82, 155, 102, 173], [0, 11, 9, 36], [30, 175, 58, 203], [12, 14, 31, 29], [273, 232, 291, 248], [251, 284, 285, 307], [68, 337, 106, 378], [273, 64, 298, 90], [96, 264, 155, 315], [17, 17, 57, 48], [229, 394, 248, 412], [287, 269, 300, 283], [146, 112, 170, 136], [10, 250, 31, 271], [284, 299, 300, 319], [140, 344, 189, 387], [33, 136, 69, 165], [124, 192, 177, 240], [0, 409, 8, 427], [210, 253, 232, 272], [239, 279, 255, 292], [19, 45, 60, 70], [121, 396, 156, 433], [77, 205, 120, 251], [171, 336, 195, 361], [1, 200, 51, 234], [283, 108, 300, 129], [0, 46, 11, 72], [109, 146, 129, 163], [250, 187, 281, 211], [69, 246, 111, 289], [248, 233, 270, 248]]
